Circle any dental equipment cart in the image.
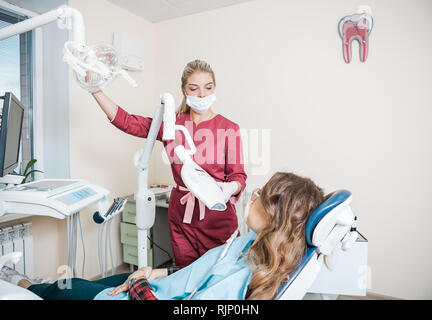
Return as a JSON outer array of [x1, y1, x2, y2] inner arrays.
[[0, 178, 110, 276]]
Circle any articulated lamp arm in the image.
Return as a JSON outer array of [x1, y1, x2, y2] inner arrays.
[[0, 5, 85, 46], [134, 93, 176, 267], [135, 93, 176, 173]]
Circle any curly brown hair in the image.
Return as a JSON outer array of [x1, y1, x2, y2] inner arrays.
[[245, 172, 324, 300]]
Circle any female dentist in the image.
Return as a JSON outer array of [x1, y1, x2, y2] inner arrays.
[[90, 59, 247, 267]]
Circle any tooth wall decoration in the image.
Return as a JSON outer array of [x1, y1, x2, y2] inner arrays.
[[338, 12, 373, 63]]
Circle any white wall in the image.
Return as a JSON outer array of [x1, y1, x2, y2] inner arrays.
[[151, 0, 432, 299], [67, 0, 158, 279], [4, 0, 431, 299]]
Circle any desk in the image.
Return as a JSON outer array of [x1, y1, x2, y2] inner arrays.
[[120, 194, 173, 269]]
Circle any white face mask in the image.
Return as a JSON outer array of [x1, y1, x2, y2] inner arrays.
[[186, 94, 216, 114]]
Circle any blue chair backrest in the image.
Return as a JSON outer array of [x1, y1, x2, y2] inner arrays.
[[273, 190, 352, 299], [305, 190, 352, 247]]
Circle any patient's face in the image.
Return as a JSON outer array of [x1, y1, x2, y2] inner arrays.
[[246, 197, 270, 233]]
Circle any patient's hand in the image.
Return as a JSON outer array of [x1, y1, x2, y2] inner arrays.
[[131, 267, 168, 281], [148, 268, 168, 280], [128, 266, 153, 282], [108, 282, 129, 296], [108, 267, 168, 296]]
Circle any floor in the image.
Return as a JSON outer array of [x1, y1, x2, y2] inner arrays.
[[337, 292, 401, 300]]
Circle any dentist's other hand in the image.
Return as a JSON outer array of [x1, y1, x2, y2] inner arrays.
[[216, 181, 240, 203]]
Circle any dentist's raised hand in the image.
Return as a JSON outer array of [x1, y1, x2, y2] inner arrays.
[[77, 71, 103, 94]]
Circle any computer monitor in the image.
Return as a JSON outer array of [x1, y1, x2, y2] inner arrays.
[[0, 92, 24, 178]]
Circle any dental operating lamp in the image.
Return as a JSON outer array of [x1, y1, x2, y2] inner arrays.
[[0, 5, 137, 91], [0, 6, 227, 269]]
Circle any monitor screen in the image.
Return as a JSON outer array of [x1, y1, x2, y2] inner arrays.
[[0, 92, 24, 177]]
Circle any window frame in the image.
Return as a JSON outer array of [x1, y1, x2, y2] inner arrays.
[[0, 0, 43, 181]]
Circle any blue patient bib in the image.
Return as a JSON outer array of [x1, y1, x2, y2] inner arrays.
[[94, 231, 256, 300], [150, 231, 256, 300]]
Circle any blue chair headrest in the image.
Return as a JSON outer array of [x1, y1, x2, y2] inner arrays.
[[274, 189, 353, 299], [305, 190, 351, 247]]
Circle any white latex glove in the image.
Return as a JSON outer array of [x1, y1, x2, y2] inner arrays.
[[81, 71, 103, 94], [216, 181, 239, 203]]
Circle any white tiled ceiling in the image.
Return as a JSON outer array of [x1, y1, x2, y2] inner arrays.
[[106, 0, 255, 23]]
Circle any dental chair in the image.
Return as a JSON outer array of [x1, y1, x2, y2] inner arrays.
[[275, 190, 361, 300], [1, 190, 360, 300], [0, 279, 42, 300]]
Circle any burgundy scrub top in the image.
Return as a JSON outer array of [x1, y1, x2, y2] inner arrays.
[[111, 106, 247, 267]]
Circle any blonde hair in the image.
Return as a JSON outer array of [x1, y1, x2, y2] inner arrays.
[[177, 59, 216, 114], [245, 172, 325, 300]]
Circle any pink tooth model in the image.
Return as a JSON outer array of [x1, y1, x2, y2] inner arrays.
[[339, 13, 373, 63]]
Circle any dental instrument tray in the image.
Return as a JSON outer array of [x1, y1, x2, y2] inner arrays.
[[0, 179, 109, 219], [93, 196, 128, 224], [149, 184, 172, 201]]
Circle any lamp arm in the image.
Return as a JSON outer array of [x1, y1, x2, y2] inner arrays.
[[0, 6, 85, 46], [134, 93, 176, 268], [136, 104, 163, 172], [133, 102, 162, 268]]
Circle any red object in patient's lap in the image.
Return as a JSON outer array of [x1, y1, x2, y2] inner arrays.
[[129, 279, 157, 300]]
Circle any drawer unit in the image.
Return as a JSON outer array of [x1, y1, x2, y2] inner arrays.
[[121, 193, 173, 268], [120, 222, 138, 246], [120, 222, 152, 266], [122, 202, 136, 224], [122, 244, 152, 267], [123, 244, 138, 266]]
